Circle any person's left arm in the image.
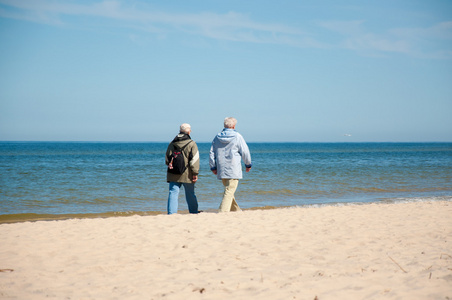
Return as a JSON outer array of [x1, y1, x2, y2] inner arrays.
[[239, 135, 252, 172], [189, 142, 200, 181]]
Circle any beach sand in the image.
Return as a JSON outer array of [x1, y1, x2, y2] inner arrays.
[[1, 201, 451, 299]]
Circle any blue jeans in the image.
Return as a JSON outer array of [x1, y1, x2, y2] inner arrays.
[[167, 182, 199, 214]]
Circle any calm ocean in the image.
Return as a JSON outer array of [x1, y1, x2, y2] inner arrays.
[[1, 142, 451, 221]]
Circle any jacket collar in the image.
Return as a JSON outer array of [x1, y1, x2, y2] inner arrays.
[[172, 133, 191, 143]]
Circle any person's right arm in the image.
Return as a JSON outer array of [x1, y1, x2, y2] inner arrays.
[[209, 140, 217, 175]]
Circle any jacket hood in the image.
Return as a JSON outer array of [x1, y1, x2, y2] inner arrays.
[[216, 128, 237, 144], [171, 133, 191, 146]]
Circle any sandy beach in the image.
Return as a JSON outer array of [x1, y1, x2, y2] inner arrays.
[[1, 201, 451, 299]]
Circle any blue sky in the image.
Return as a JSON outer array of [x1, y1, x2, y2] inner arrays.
[[1, 0, 451, 142]]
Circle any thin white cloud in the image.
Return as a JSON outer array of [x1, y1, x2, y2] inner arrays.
[[344, 34, 410, 54], [391, 21, 452, 40], [318, 19, 452, 58], [318, 20, 366, 36], [388, 21, 452, 58], [0, 0, 450, 58], [0, 0, 313, 46]]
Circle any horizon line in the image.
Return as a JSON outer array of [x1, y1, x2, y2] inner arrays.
[[1, 140, 451, 144]]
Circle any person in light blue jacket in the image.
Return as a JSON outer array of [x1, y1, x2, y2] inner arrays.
[[209, 117, 252, 212]]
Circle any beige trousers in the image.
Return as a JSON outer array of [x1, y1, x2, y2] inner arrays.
[[219, 179, 241, 212]]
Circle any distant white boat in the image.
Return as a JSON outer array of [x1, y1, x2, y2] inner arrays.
[[344, 134, 352, 137]]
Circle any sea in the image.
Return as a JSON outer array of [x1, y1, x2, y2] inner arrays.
[[1, 142, 451, 222]]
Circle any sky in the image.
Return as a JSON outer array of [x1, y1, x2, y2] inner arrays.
[[1, 0, 451, 142]]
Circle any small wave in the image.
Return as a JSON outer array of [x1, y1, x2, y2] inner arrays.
[[0, 210, 164, 224], [295, 195, 452, 209], [378, 195, 452, 204], [1, 196, 451, 224]]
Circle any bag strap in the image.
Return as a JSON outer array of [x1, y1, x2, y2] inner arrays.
[[171, 141, 193, 168], [178, 140, 192, 151]]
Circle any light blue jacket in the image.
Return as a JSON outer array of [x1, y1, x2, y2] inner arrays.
[[209, 128, 252, 179]]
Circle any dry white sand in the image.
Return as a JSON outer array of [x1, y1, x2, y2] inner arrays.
[[1, 201, 451, 300]]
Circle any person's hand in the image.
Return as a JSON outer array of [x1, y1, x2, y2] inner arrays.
[[246, 167, 251, 172], [212, 170, 217, 175], [192, 175, 198, 182]]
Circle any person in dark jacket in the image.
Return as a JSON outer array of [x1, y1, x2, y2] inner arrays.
[[165, 123, 200, 214]]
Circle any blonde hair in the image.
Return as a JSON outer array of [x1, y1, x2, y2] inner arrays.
[[179, 123, 191, 134], [224, 117, 237, 128]]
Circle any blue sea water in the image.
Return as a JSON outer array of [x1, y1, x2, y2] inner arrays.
[[1, 142, 451, 220]]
